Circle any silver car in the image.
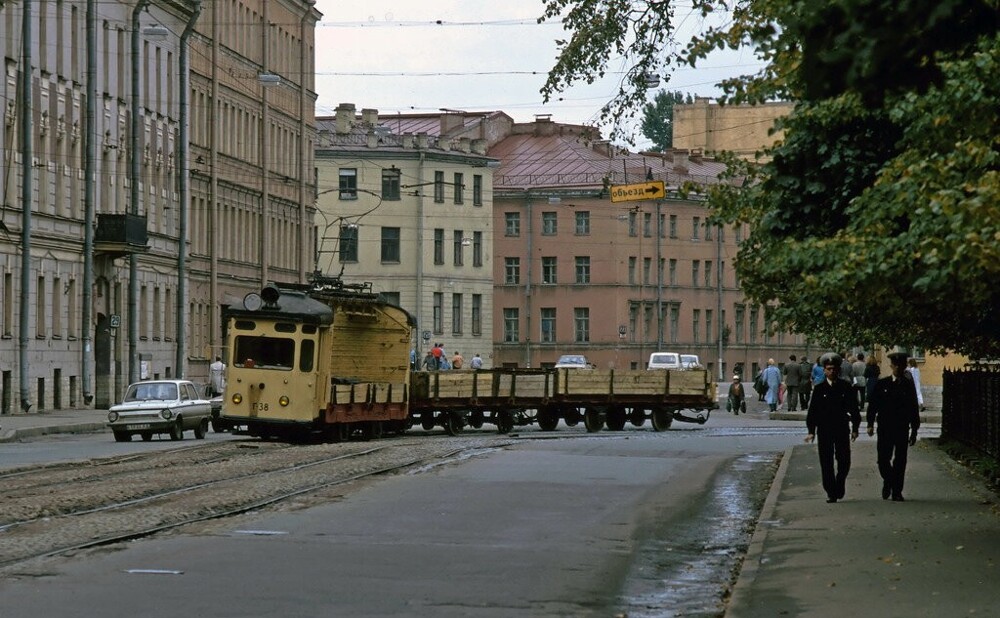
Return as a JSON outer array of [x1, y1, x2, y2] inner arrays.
[[107, 380, 212, 442]]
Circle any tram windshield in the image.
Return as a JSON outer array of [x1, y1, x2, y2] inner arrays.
[[233, 335, 295, 370]]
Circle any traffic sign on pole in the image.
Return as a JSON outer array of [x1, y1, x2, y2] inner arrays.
[[609, 181, 666, 203]]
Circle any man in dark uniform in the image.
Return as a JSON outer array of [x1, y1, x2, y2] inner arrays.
[[805, 353, 861, 503], [866, 351, 920, 501]]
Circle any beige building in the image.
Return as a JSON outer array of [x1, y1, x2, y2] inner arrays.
[[313, 106, 499, 366], [489, 117, 808, 379], [1, 0, 318, 412], [673, 97, 793, 160]]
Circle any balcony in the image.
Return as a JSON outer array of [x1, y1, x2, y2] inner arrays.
[[94, 213, 149, 257]]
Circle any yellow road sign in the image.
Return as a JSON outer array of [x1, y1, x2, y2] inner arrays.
[[609, 181, 666, 203]]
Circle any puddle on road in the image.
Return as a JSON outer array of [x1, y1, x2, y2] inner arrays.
[[617, 452, 780, 618]]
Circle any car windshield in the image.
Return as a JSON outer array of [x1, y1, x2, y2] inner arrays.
[[125, 383, 178, 402]]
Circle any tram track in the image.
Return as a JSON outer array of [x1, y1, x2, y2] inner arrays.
[[0, 435, 510, 574]]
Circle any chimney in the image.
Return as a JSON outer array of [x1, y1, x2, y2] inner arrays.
[[534, 114, 555, 136], [416, 133, 429, 149], [401, 133, 414, 149], [441, 113, 464, 135], [457, 137, 471, 153], [367, 131, 378, 148], [673, 149, 689, 172], [471, 138, 487, 155], [360, 108, 379, 127], [334, 103, 356, 135]]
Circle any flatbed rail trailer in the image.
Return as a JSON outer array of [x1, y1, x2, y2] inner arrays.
[[409, 367, 718, 435]]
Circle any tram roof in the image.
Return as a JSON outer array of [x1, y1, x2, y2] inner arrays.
[[226, 288, 334, 325]]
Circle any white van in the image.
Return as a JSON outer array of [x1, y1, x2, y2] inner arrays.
[[647, 352, 681, 370]]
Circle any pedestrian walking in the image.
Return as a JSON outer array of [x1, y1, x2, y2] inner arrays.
[[852, 353, 868, 409], [209, 356, 226, 396], [863, 354, 880, 407], [783, 355, 802, 411], [805, 353, 861, 503], [866, 351, 920, 501], [422, 350, 438, 371], [798, 355, 813, 409], [762, 358, 782, 412], [811, 356, 824, 386], [727, 375, 747, 415]]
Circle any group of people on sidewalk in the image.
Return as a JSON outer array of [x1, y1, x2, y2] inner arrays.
[[804, 351, 921, 503], [416, 344, 483, 371]]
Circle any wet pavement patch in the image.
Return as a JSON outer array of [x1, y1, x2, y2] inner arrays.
[[617, 452, 780, 617]]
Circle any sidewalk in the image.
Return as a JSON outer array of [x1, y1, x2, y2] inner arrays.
[[0, 408, 109, 443], [726, 439, 1000, 617]]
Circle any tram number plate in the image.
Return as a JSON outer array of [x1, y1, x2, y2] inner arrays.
[[126, 424, 151, 430]]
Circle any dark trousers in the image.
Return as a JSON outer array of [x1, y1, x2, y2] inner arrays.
[[877, 430, 910, 497], [785, 385, 799, 410], [799, 388, 811, 410], [855, 385, 867, 408], [817, 425, 852, 500]]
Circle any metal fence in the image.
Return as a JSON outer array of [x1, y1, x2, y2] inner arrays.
[[942, 365, 1000, 461]]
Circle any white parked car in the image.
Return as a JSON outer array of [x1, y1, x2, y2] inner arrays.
[[554, 354, 594, 369], [107, 380, 212, 442], [647, 352, 681, 370]]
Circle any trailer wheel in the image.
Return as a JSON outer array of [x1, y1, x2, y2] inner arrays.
[[444, 411, 465, 436], [605, 407, 627, 431], [563, 407, 581, 426], [537, 407, 559, 431], [469, 410, 485, 429], [628, 408, 646, 427], [584, 407, 605, 433], [421, 412, 436, 431], [495, 410, 514, 434], [651, 408, 673, 431]]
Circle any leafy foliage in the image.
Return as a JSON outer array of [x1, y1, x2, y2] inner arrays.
[[640, 90, 693, 151], [542, 0, 1000, 357]]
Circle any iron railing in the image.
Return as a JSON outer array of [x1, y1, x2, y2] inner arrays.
[[941, 365, 1000, 461]]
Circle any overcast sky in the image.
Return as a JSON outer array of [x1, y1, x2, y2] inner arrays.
[[311, 0, 765, 145]]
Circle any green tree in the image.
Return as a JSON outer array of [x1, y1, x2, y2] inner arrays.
[[640, 90, 692, 151], [540, 0, 1000, 358]]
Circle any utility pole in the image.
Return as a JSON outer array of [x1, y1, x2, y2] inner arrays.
[[18, 0, 34, 412]]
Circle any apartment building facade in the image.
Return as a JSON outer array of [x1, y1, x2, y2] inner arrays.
[[489, 117, 808, 380], [313, 105, 499, 366], [673, 97, 793, 161], [1, 0, 318, 412]]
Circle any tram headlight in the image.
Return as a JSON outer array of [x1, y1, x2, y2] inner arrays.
[[232, 393, 243, 404], [108, 411, 119, 422], [160, 409, 173, 420], [279, 395, 290, 407]]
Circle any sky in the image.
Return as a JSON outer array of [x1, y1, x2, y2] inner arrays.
[[310, 0, 765, 146]]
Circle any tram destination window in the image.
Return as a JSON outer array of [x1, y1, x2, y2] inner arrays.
[[234, 335, 295, 369]]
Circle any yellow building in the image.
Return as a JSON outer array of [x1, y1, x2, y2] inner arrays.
[[673, 97, 793, 161]]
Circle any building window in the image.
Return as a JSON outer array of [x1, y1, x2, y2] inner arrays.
[[704, 220, 713, 241], [472, 231, 483, 267], [453, 172, 464, 204], [575, 211, 590, 235], [540, 308, 556, 343], [628, 257, 636, 284], [669, 214, 678, 238], [575, 256, 590, 284], [574, 307, 590, 343], [380, 227, 401, 263], [505, 212, 520, 236], [434, 171, 445, 203], [692, 260, 700, 287], [643, 212, 652, 237], [542, 211, 557, 235], [735, 223, 743, 243], [503, 308, 519, 342], [471, 294, 482, 335], [644, 305, 653, 341], [706, 309, 713, 343], [505, 257, 520, 284], [693, 308, 701, 344], [628, 211, 638, 236], [735, 304, 745, 343], [659, 213, 666, 238], [749, 306, 759, 344], [339, 168, 357, 200], [381, 291, 401, 306], [430, 292, 443, 334], [669, 259, 677, 286], [692, 216, 701, 240], [381, 168, 401, 200], [473, 174, 483, 206], [433, 228, 445, 265], [643, 257, 651, 285], [670, 303, 680, 343], [541, 257, 557, 284], [35, 275, 46, 338], [339, 224, 358, 262], [453, 230, 464, 266], [704, 260, 712, 287], [452, 293, 463, 334]]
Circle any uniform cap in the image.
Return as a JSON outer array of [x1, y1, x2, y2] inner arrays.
[[820, 352, 843, 367]]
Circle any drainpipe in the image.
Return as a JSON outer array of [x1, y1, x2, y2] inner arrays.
[[176, 1, 202, 378], [82, 0, 97, 405], [523, 193, 533, 368], [128, 0, 152, 385], [18, 0, 34, 412], [259, 0, 271, 286], [209, 0, 219, 358], [415, 152, 425, 357]]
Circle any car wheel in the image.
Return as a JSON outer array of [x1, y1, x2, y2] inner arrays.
[[194, 418, 209, 439], [169, 421, 184, 441], [113, 431, 131, 442]]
